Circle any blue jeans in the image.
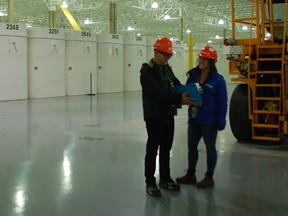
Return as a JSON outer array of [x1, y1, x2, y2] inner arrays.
[[187, 124, 218, 174]]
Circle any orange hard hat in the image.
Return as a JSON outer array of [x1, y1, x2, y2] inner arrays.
[[199, 45, 218, 61], [153, 37, 175, 55]]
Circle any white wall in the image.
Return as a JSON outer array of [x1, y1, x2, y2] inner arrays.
[[169, 41, 186, 83], [0, 28, 234, 101], [0, 23, 28, 101], [65, 31, 97, 95], [28, 27, 66, 98], [97, 34, 124, 93], [124, 36, 147, 91]]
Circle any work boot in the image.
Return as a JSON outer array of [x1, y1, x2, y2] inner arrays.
[[146, 184, 161, 197], [159, 178, 181, 191], [197, 173, 214, 188], [175, 170, 197, 184]]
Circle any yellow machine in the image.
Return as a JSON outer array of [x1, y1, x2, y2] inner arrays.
[[227, 0, 288, 142]]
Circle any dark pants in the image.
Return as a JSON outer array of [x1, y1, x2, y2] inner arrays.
[[187, 124, 218, 174], [144, 117, 174, 185]]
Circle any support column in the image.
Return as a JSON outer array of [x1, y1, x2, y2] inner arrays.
[[48, 3, 57, 28], [109, 3, 117, 34], [49, 10, 56, 28], [8, 0, 14, 23], [188, 33, 193, 70], [179, 18, 184, 41]]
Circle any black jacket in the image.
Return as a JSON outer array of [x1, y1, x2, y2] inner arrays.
[[140, 59, 182, 120]]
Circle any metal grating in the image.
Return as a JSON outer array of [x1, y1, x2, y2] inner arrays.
[[0, 0, 252, 43]]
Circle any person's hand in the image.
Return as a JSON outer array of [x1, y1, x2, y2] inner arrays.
[[181, 92, 197, 106], [182, 92, 202, 106]]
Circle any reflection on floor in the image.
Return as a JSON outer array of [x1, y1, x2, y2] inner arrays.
[[0, 84, 287, 216]]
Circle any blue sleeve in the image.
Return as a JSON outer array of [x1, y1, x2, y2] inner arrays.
[[215, 76, 228, 130]]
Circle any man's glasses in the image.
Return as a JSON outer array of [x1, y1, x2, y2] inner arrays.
[[157, 51, 172, 59]]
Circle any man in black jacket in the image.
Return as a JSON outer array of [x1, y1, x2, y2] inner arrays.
[[140, 37, 193, 196]]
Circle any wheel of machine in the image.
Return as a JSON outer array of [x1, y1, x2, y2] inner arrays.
[[229, 84, 252, 141]]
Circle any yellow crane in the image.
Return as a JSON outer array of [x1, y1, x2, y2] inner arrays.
[[226, 0, 288, 142]]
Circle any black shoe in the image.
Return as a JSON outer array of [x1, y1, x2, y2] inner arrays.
[[159, 179, 181, 191], [146, 184, 161, 196]]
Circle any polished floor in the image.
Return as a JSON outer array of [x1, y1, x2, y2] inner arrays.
[[0, 84, 287, 216]]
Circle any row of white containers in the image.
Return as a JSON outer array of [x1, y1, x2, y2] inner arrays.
[[0, 23, 228, 101]]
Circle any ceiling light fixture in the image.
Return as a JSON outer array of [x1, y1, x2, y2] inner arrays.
[[84, 19, 91, 24], [0, 11, 7, 16], [164, 15, 170, 20], [151, 2, 159, 9], [127, 26, 134, 31], [61, 1, 68, 8], [242, 26, 248, 30], [218, 19, 224, 25]]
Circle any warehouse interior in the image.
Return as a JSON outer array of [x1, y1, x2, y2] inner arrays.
[[0, 0, 288, 216]]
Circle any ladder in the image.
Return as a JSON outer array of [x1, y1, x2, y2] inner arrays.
[[251, 0, 286, 141]]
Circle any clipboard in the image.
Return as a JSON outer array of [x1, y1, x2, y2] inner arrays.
[[173, 83, 202, 104]]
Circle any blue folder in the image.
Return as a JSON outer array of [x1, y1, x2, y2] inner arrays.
[[173, 83, 202, 104]]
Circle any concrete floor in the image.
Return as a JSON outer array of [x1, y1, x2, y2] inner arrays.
[[0, 84, 287, 216]]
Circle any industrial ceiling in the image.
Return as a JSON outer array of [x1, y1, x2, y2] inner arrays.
[[0, 0, 252, 44]]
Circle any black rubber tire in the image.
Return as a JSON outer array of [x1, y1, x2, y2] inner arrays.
[[229, 84, 252, 141]]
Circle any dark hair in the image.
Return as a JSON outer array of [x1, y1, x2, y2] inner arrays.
[[197, 57, 217, 75], [208, 58, 216, 75]]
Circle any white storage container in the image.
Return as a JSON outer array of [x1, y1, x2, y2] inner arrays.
[[124, 36, 147, 91], [0, 23, 28, 101], [146, 37, 157, 61], [65, 31, 97, 95], [97, 34, 124, 93], [28, 27, 66, 98], [169, 40, 186, 83]]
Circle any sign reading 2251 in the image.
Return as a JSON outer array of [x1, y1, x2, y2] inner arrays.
[[6, 24, 20, 30], [49, 28, 59, 34]]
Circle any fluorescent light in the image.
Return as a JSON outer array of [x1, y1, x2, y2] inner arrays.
[[61, 1, 68, 8], [164, 15, 170, 20], [0, 12, 7, 16], [84, 19, 91, 24], [151, 2, 159, 9], [242, 26, 248, 30], [218, 19, 224, 25], [127, 26, 134, 31]]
